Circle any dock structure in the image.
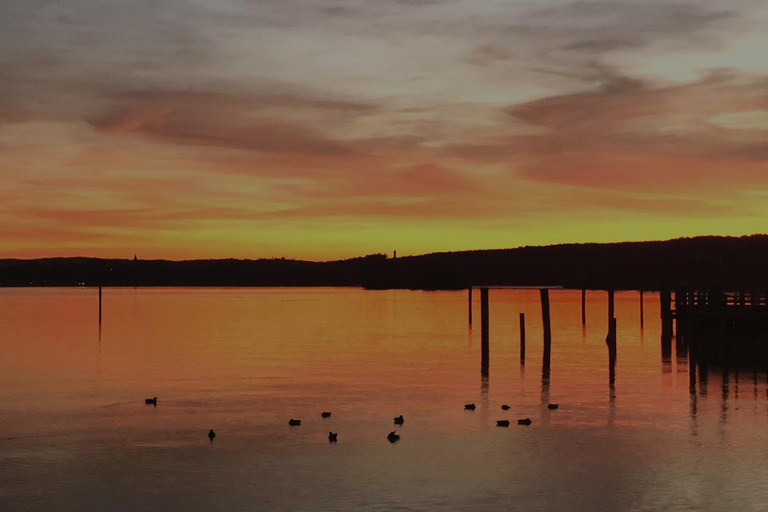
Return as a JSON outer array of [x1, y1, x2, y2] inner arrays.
[[661, 284, 768, 374]]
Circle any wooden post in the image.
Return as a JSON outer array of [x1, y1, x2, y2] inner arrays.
[[639, 290, 644, 329], [607, 289, 615, 330], [481, 288, 489, 376], [468, 287, 472, 326], [581, 289, 586, 326], [675, 284, 688, 345], [607, 317, 617, 385], [660, 289, 673, 338], [519, 313, 526, 364], [540, 289, 551, 371], [98, 285, 102, 324]]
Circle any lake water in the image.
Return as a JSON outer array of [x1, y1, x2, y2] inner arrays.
[[2, 287, 768, 511]]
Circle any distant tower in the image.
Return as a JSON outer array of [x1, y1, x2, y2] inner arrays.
[[393, 250, 397, 259], [133, 254, 137, 262]]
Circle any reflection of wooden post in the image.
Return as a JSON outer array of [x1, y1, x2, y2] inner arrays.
[[468, 287, 472, 326], [481, 288, 489, 376], [607, 290, 615, 330], [519, 313, 526, 364], [639, 290, 644, 328], [581, 289, 586, 326], [540, 289, 551, 371]]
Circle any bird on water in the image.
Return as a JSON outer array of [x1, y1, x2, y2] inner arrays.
[[328, 432, 337, 442], [518, 418, 532, 425], [394, 415, 404, 425], [464, 404, 476, 410], [208, 429, 216, 442], [289, 419, 301, 426], [501, 404, 510, 410], [547, 403, 559, 410], [387, 431, 400, 443], [321, 412, 332, 418], [145, 397, 157, 405], [496, 420, 510, 427]]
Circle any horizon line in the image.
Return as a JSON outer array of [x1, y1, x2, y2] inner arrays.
[[2, 233, 766, 264]]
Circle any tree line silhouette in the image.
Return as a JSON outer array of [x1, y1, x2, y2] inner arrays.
[[1, 235, 767, 290]]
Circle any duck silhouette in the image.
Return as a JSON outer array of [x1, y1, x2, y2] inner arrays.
[[464, 403, 476, 410], [145, 397, 157, 405], [328, 432, 337, 443], [321, 412, 332, 418], [288, 419, 301, 426], [547, 403, 559, 410], [518, 418, 532, 425], [208, 429, 215, 442], [501, 404, 510, 410], [387, 431, 400, 443], [393, 415, 404, 425], [496, 420, 510, 427]]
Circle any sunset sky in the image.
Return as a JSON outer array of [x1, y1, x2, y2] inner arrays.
[[2, 0, 768, 260]]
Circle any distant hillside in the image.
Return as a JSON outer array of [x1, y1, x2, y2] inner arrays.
[[2, 235, 768, 290]]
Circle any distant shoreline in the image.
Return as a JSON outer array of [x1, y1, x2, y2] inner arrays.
[[2, 235, 767, 291]]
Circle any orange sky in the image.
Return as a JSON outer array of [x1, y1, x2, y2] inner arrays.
[[2, 0, 768, 260]]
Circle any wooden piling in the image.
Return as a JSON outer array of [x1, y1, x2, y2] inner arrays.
[[660, 289, 673, 338], [519, 313, 526, 364], [481, 288, 489, 376], [581, 289, 586, 326], [607, 317, 617, 385], [468, 287, 472, 326], [98, 285, 102, 324], [607, 289, 615, 330], [675, 284, 688, 345], [639, 290, 644, 329], [540, 289, 551, 371]]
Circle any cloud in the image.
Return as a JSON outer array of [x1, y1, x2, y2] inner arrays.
[[88, 89, 380, 157], [537, 1, 735, 54], [441, 69, 768, 193]]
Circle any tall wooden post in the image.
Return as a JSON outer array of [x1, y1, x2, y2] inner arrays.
[[468, 287, 473, 326], [519, 313, 526, 364], [607, 289, 615, 330], [607, 317, 617, 386], [540, 289, 551, 371], [581, 289, 586, 326], [639, 290, 644, 328], [481, 288, 489, 377], [98, 285, 102, 324], [675, 284, 688, 346], [660, 289, 673, 338]]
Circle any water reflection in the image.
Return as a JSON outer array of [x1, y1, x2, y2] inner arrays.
[[4, 288, 768, 512]]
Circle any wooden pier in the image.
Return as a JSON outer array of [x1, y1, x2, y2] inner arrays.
[[661, 285, 768, 372]]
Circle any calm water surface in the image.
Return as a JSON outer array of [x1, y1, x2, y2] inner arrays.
[[2, 288, 768, 511]]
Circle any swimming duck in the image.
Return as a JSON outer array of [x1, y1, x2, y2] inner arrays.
[[518, 418, 532, 425], [464, 404, 476, 410], [387, 431, 400, 443], [145, 397, 157, 405], [328, 432, 337, 442], [321, 412, 332, 418], [496, 420, 510, 427], [208, 429, 216, 442], [289, 419, 301, 426], [547, 403, 559, 410], [394, 415, 404, 425], [501, 404, 510, 410]]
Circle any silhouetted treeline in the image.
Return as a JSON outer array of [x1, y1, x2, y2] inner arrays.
[[2, 235, 768, 290]]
